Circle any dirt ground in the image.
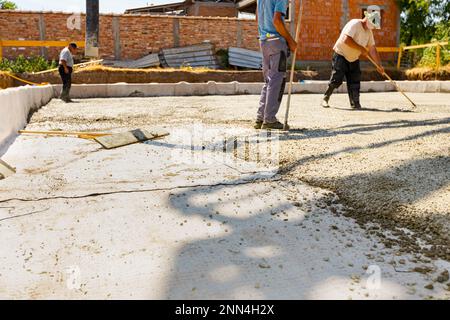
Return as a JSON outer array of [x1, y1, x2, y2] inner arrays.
[[0, 71, 14, 89], [27, 92, 450, 262]]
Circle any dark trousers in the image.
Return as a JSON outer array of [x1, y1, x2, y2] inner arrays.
[[324, 52, 362, 107], [58, 65, 73, 101]]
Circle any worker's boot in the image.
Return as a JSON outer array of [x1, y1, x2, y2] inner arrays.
[[347, 88, 356, 108], [321, 84, 337, 108], [262, 121, 285, 130], [254, 120, 263, 130], [349, 87, 362, 110], [60, 88, 69, 102]]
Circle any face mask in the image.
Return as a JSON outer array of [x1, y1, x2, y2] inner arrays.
[[365, 10, 381, 29]]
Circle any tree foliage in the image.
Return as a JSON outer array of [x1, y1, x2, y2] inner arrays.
[[0, 1, 17, 10], [398, 0, 450, 45]]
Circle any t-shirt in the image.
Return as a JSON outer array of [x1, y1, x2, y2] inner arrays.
[[257, 0, 289, 40], [59, 47, 74, 67], [333, 19, 376, 62]]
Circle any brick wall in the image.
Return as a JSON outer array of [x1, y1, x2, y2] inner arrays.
[[293, 0, 400, 61], [0, 0, 399, 62]]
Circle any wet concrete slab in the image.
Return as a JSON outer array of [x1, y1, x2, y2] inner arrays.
[[1, 95, 449, 299]]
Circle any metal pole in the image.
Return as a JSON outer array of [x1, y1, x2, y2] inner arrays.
[[283, 0, 304, 131], [86, 0, 100, 58]]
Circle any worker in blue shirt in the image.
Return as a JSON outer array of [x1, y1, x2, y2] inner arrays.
[[255, 0, 300, 130]]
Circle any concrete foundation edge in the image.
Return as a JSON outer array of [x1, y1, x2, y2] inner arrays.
[[55, 81, 449, 98], [0, 85, 55, 155]]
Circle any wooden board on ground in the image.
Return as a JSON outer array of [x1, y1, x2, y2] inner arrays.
[[94, 128, 169, 149], [0, 159, 16, 180]]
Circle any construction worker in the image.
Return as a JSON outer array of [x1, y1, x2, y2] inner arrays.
[[321, 8, 385, 109], [58, 43, 77, 103], [255, 0, 300, 130]]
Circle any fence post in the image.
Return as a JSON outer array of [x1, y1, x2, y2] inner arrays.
[[397, 46, 403, 70], [436, 43, 441, 70]]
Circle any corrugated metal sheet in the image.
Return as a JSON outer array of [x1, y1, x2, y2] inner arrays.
[[105, 53, 160, 69], [228, 47, 263, 70], [160, 43, 219, 69]]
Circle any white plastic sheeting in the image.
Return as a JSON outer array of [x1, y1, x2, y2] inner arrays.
[[0, 85, 54, 154]]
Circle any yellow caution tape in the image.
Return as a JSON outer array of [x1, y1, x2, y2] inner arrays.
[[4, 72, 49, 86]]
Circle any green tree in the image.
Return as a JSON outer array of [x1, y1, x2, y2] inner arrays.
[[0, 0, 17, 10], [397, 0, 450, 45]]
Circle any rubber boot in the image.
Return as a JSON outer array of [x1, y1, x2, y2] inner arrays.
[[347, 87, 355, 108], [60, 88, 68, 102], [60, 88, 73, 103], [350, 87, 362, 109], [321, 84, 338, 108]]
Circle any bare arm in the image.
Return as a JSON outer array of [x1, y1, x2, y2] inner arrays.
[[343, 35, 369, 56], [60, 60, 69, 74], [368, 45, 384, 74], [273, 11, 297, 54]]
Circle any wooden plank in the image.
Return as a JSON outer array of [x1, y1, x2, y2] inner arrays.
[[403, 41, 448, 50], [32, 59, 103, 75], [0, 159, 16, 180], [94, 128, 169, 149], [376, 47, 400, 53]]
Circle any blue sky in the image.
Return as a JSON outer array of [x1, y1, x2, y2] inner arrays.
[[12, 1, 178, 13]]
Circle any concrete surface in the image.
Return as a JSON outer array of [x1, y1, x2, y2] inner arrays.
[[0, 92, 449, 299], [0, 85, 54, 155]]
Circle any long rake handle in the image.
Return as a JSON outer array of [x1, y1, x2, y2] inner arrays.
[[283, 0, 304, 131], [366, 55, 417, 108]]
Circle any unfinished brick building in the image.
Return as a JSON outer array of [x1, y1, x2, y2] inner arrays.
[[0, 0, 400, 63], [125, 0, 239, 18]]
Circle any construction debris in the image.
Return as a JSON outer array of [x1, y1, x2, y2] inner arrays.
[[104, 54, 160, 69], [0, 159, 15, 180], [160, 43, 219, 69], [228, 47, 263, 70], [94, 128, 169, 149]]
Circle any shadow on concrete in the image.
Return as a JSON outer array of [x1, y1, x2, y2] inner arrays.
[[161, 116, 450, 298]]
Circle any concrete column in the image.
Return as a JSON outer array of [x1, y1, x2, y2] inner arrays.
[[85, 0, 99, 58], [236, 20, 242, 48], [341, 0, 349, 30], [194, 3, 200, 16], [38, 14, 48, 59], [112, 16, 121, 60], [173, 18, 180, 47]]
